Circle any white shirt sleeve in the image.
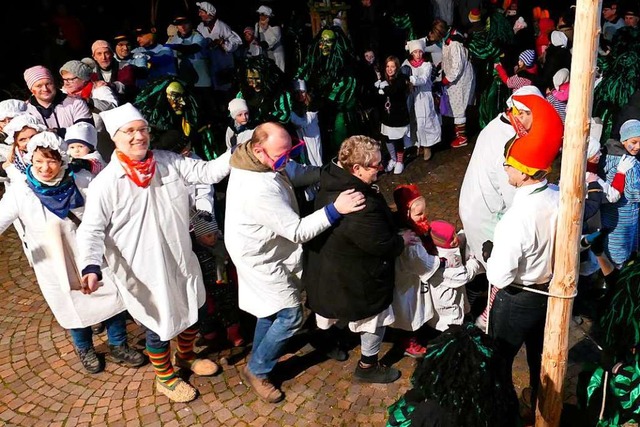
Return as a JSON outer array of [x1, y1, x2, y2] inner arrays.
[[486, 213, 523, 288]]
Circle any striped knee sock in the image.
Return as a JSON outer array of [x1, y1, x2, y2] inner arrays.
[[147, 345, 178, 386], [176, 327, 198, 362]]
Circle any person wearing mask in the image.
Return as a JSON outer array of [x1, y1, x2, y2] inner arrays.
[[484, 94, 564, 416], [225, 122, 365, 403]]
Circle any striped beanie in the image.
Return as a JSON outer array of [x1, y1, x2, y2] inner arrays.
[[518, 50, 536, 68], [193, 214, 219, 239], [24, 66, 54, 89]]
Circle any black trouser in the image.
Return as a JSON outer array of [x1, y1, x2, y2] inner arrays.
[[489, 286, 548, 405]]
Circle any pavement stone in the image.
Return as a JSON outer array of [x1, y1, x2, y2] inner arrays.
[[0, 142, 599, 426]]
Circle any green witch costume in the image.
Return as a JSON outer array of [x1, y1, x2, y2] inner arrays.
[[386, 323, 519, 427], [235, 55, 292, 125], [579, 256, 640, 427], [593, 26, 640, 143], [134, 76, 220, 159], [295, 26, 358, 162]]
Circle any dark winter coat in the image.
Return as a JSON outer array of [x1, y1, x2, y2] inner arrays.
[[379, 74, 411, 128], [303, 161, 405, 321]]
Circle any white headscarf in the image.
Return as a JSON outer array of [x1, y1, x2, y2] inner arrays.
[[24, 131, 70, 169], [3, 114, 46, 144]]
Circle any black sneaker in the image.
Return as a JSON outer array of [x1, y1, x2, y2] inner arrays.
[[108, 344, 146, 367], [354, 363, 401, 384], [77, 347, 104, 374]]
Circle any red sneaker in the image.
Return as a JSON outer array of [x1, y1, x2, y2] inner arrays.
[[450, 136, 468, 148], [403, 337, 427, 358]]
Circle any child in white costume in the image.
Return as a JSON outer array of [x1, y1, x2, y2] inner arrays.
[[390, 184, 439, 358], [427, 220, 483, 331], [402, 39, 441, 161]]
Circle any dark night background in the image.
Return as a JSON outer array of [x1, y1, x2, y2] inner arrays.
[[4, 0, 575, 99]]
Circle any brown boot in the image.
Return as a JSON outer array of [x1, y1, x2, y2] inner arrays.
[[239, 365, 284, 403], [423, 147, 432, 161]]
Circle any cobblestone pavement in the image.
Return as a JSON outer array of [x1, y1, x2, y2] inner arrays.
[[0, 143, 598, 426]]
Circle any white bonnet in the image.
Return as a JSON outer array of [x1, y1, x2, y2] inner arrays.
[[406, 39, 427, 54], [4, 114, 46, 144], [0, 99, 28, 121], [24, 131, 70, 168]]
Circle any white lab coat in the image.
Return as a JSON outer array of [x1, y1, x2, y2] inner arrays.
[[77, 149, 232, 341], [224, 161, 330, 318], [402, 59, 441, 147], [0, 171, 125, 329], [390, 242, 440, 331], [255, 23, 285, 72], [458, 114, 516, 265], [197, 20, 242, 91]]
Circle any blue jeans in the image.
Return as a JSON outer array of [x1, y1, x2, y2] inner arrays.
[[69, 312, 128, 351], [248, 305, 303, 378]]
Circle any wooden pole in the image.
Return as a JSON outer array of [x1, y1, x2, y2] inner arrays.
[[535, 1, 601, 426]]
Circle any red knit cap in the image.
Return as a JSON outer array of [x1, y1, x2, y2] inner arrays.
[[393, 184, 422, 218], [504, 94, 564, 176], [430, 220, 457, 249]]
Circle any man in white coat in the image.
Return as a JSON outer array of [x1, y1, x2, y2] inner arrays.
[[225, 122, 365, 403], [255, 5, 286, 72], [458, 86, 544, 266], [77, 103, 232, 403], [196, 2, 242, 92]]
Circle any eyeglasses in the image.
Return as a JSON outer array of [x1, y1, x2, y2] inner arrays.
[[364, 162, 384, 171], [262, 140, 306, 171], [117, 126, 150, 137], [62, 77, 79, 83]]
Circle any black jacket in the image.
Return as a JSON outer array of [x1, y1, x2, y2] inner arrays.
[[378, 74, 410, 128], [303, 161, 404, 321]]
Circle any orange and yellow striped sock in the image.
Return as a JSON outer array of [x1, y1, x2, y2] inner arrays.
[[146, 345, 178, 387], [176, 327, 198, 362]]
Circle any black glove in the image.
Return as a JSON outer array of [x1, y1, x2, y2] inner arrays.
[[259, 41, 269, 51], [69, 158, 93, 173], [197, 210, 213, 222], [482, 240, 493, 262]]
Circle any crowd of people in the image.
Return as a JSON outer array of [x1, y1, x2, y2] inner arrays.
[[1, 0, 640, 426]]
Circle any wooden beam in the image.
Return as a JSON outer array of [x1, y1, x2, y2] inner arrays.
[[535, 1, 602, 426]]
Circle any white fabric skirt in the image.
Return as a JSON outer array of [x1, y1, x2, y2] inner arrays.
[[381, 124, 410, 140], [315, 306, 394, 334]]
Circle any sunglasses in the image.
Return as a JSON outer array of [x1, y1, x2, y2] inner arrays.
[[262, 140, 306, 171]]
